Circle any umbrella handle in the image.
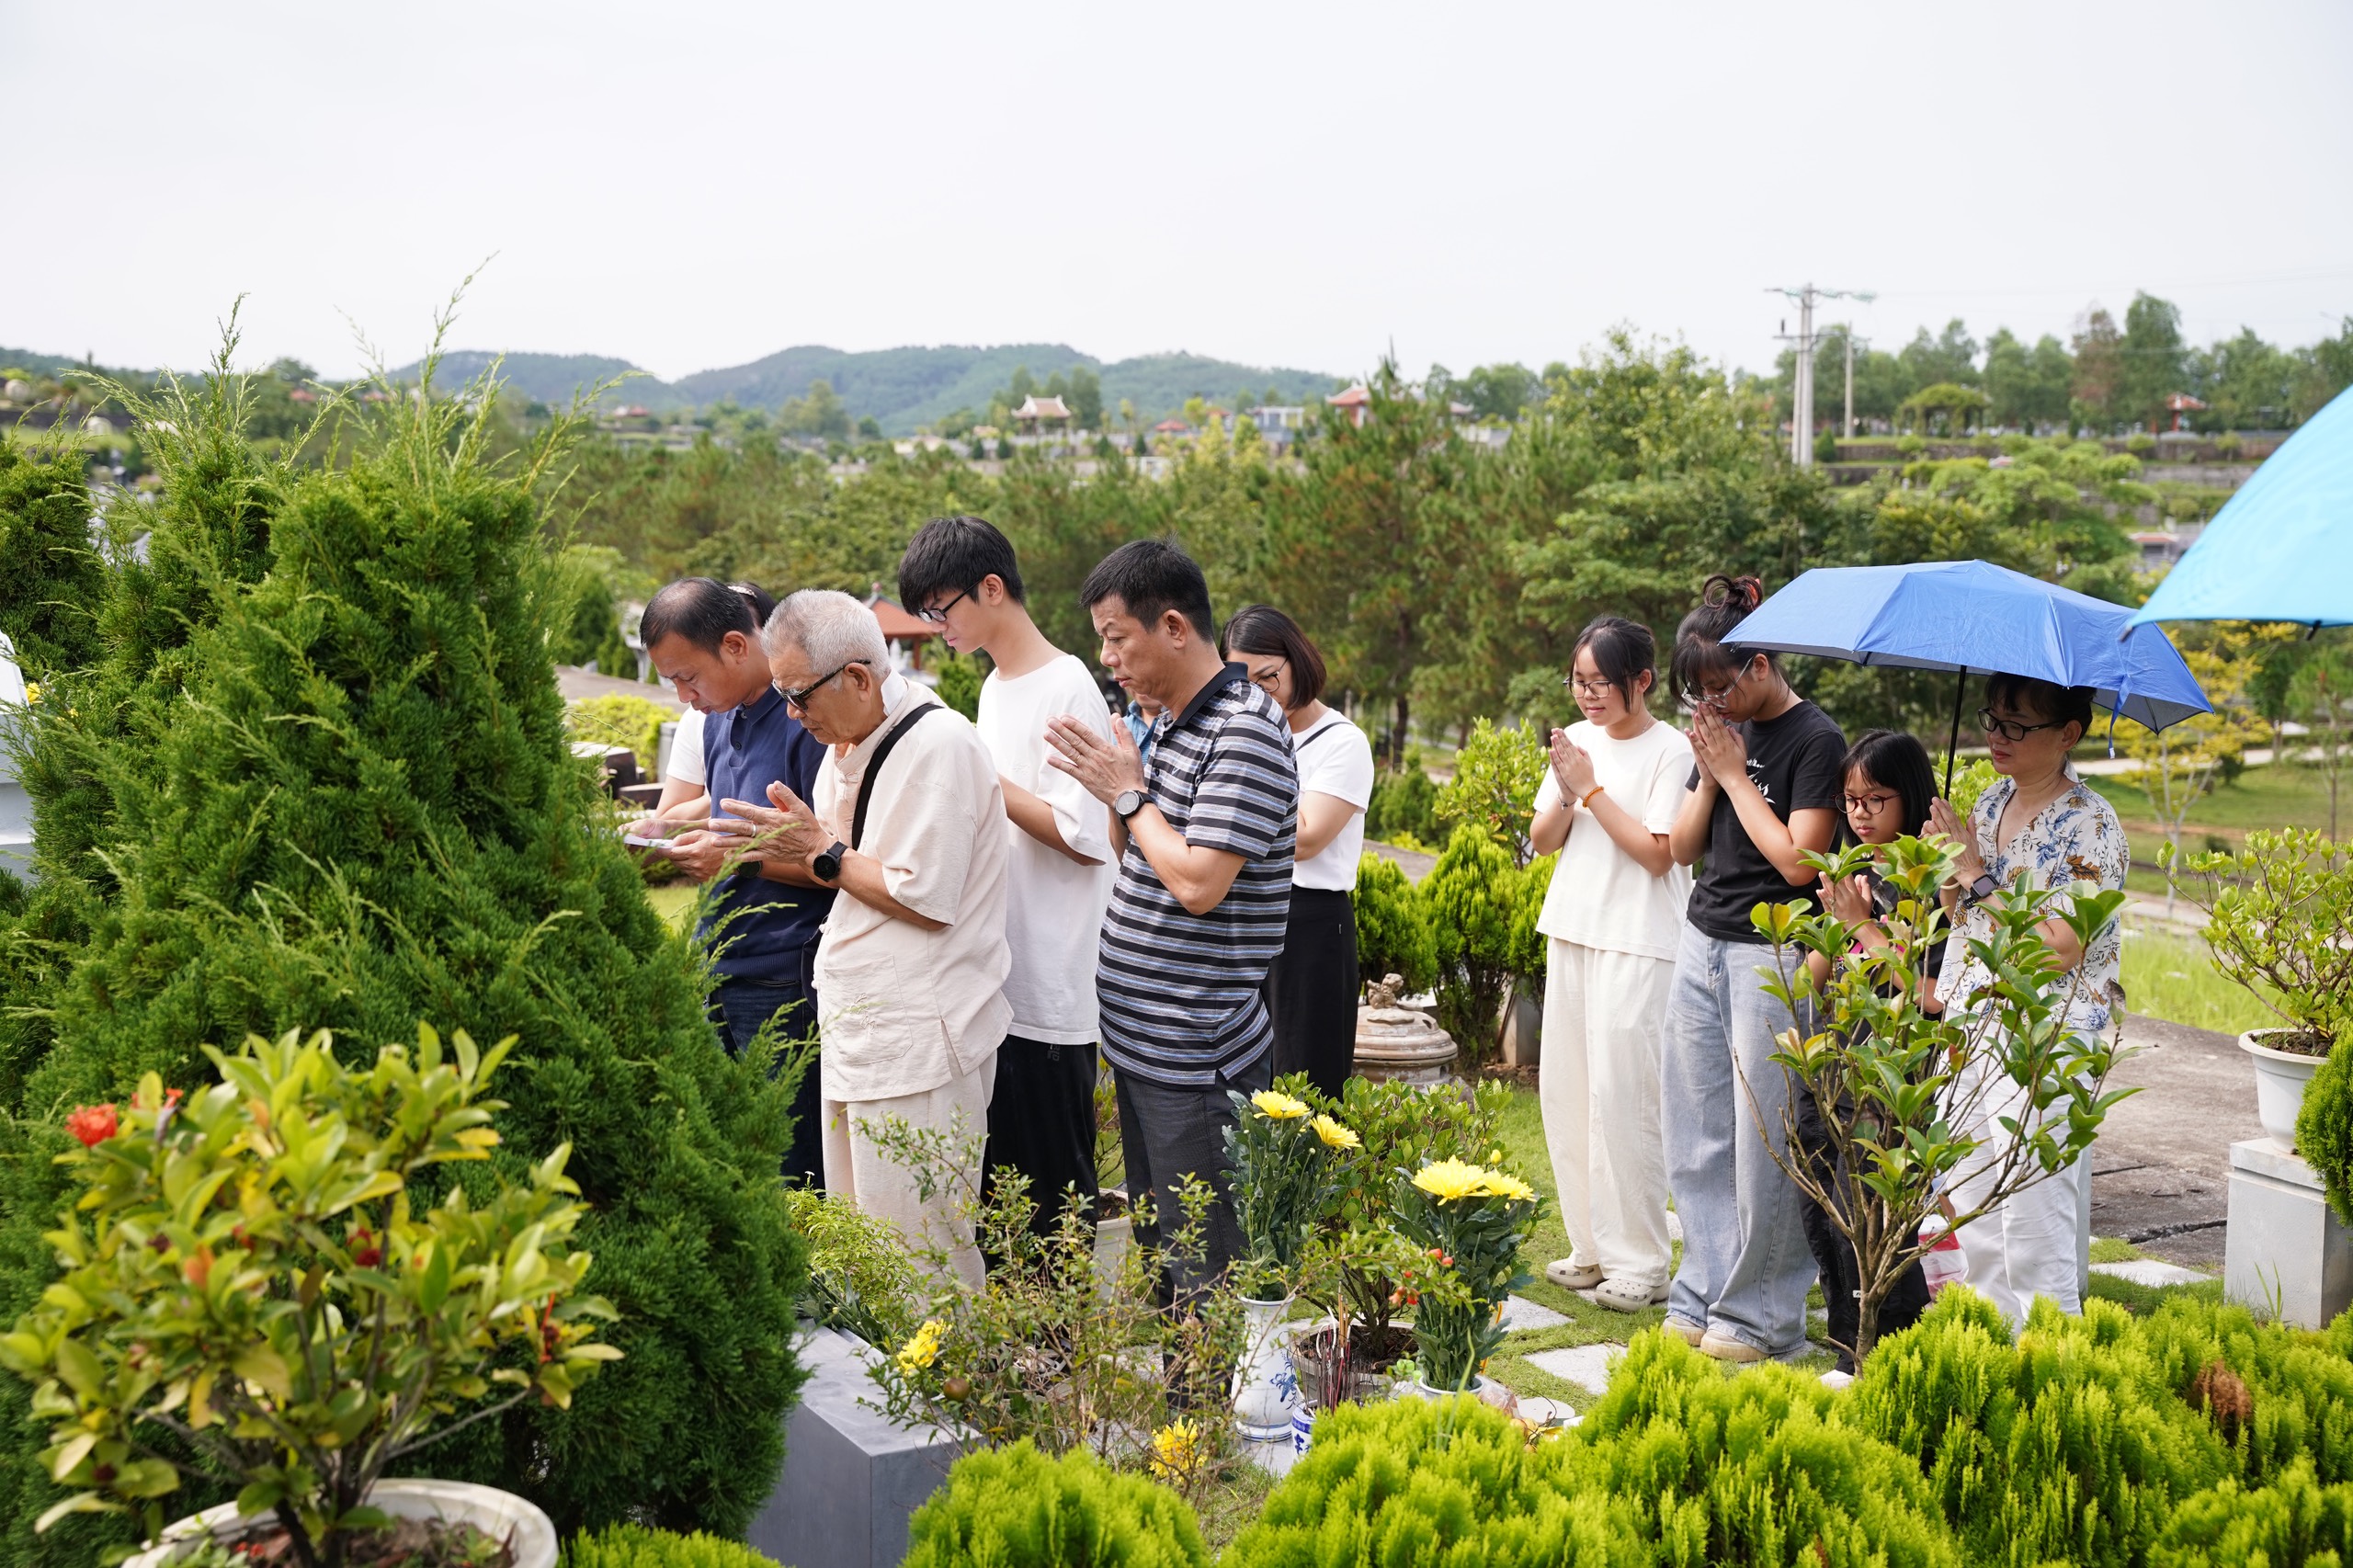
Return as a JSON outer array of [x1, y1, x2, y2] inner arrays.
[[1943, 668, 1968, 798]]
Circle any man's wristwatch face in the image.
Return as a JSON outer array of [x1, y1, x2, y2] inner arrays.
[[813, 841, 847, 881], [1113, 788, 1146, 821]]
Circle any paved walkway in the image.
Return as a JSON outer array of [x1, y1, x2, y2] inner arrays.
[[2094, 1013, 2256, 1268]]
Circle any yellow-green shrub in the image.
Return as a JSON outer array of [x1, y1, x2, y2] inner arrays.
[[562, 1525, 781, 1568], [903, 1441, 1206, 1568]]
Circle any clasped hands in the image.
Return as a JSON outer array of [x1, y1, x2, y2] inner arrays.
[[656, 782, 831, 878], [1043, 713, 1148, 804]]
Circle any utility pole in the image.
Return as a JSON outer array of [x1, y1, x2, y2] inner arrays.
[[1769, 284, 1874, 466]]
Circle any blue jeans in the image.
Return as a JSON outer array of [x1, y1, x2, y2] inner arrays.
[[1662, 925, 1814, 1357], [710, 948, 823, 1187]]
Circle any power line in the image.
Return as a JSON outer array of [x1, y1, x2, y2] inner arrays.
[[1768, 284, 1873, 467]]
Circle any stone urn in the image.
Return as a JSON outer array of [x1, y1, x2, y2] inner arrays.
[[1354, 974, 1457, 1084]]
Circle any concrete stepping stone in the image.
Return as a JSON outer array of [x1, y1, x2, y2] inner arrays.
[[1819, 1369, 1855, 1391], [2090, 1257, 2213, 1289], [1525, 1343, 1626, 1397], [1499, 1294, 1570, 1333]]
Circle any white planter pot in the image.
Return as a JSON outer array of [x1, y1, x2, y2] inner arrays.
[[1409, 1373, 1514, 1413], [1231, 1295, 1302, 1441], [2243, 1028, 2329, 1153], [124, 1479, 556, 1568]]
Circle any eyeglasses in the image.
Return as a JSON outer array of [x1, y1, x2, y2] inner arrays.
[[1842, 791, 1901, 815], [1683, 664, 1753, 712], [915, 590, 969, 626], [1977, 707, 2063, 744], [1564, 675, 1618, 697], [778, 660, 867, 711]]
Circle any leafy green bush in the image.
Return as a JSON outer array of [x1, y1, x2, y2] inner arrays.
[[1226, 1395, 1649, 1568], [1847, 1292, 2232, 1568], [2137, 1293, 2353, 1485], [0, 363, 809, 1562], [1425, 824, 1524, 1062], [902, 1440, 1208, 1568], [0, 442, 104, 677], [548, 543, 636, 675], [783, 1187, 923, 1349], [561, 1524, 782, 1568], [1352, 853, 1436, 994], [1365, 762, 1438, 846], [1433, 719, 1545, 863], [2304, 1041, 2353, 1227], [2152, 1459, 2353, 1567], [933, 649, 983, 722], [569, 693, 674, 776]]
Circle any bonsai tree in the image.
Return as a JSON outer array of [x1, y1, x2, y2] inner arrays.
[[1752, 834, 2132, 1363], [0, 1026, 616, 1568], [0, 340, 807, 1563]]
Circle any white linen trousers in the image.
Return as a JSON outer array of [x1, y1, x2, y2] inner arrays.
[[1540, 937, 1677, 1290]]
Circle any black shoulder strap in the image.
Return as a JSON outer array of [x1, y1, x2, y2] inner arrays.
[[852, 701, 942, 849], [1292, 716, 1347, 755]]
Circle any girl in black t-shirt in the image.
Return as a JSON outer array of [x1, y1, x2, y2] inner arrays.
[[1659, 574, 1847, 1364]]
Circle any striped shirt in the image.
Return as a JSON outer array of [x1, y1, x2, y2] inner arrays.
[[1097, 664, 1298, 1087]]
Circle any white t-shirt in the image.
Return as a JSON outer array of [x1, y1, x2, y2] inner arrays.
[[975, 653, 1118, 1043], [667, 706, 708, 789], [1290, 711, 1375, 892], [1529, 719, 1692, 961]]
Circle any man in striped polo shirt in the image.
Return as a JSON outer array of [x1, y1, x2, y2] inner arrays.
[[1047, 540, 1298, 1297]]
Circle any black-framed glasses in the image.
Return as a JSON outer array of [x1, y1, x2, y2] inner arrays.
[[1564, 675, 1618, 697], [916, 590, 969, 626], [779, 660, 868, 711], [1977, 707, 2062, 744], [1842, 790, 1901, 815]]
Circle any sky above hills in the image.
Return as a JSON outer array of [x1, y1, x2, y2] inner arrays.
[[6, 1, 2349, 386]]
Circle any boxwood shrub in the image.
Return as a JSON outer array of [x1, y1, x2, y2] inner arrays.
[[562, 1525, 782, 1568], [904, 1440, 1209, 1568]]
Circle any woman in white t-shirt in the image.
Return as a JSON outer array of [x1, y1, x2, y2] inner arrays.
[[1529, 616, 1693, 1312], [1222, 605, 1376, 1098]]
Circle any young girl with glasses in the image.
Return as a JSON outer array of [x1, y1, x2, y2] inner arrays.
[[1660, 574, 1848, 1363], [1528, 617, 1693, 1312], [1923, 673, 2127, 1327]]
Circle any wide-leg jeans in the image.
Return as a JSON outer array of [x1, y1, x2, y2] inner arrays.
[[1662, 923, 1815, 1357]]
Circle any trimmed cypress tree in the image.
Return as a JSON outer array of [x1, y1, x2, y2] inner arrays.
[[0, 366, 807, 1564], [0, 439, 104, 678]]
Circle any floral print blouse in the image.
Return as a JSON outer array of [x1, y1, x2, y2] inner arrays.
[[1935, 773, 2130, 1040]]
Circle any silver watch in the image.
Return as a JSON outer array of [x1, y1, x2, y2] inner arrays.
[[1113, 788, 1146, 821]]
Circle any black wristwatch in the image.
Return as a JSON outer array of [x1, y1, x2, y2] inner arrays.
[[812, 840, 848, 882], [1962, 871, 1999, 908], [1112, 788, 1147, 821]]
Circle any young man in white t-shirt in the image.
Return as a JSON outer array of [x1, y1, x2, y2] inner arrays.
[[899, 515, 1116, 1243]]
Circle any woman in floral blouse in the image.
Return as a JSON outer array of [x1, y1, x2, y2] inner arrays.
[[1925, 673, 2129, 1326]]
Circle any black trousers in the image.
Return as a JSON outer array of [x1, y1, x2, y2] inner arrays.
[[1795, 1080, 1930, 1372], [983, 1035, 1101, 1243], [1263, 887, 1359, 1102], [710, 949, 824, 1188], [1116, 1051, 1272, 1301]]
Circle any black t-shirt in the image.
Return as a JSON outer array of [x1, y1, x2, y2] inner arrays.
[[1683, 698, 1847, 941]]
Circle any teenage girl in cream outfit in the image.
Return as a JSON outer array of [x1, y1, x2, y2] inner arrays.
[[1529, 617, 1693, 1312]]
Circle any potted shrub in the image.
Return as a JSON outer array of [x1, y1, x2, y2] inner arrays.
[[2168, 828, 2353, 1151], [0, 1025, 620, 1568]]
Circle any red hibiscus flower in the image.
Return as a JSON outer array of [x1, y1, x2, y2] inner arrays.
[[66, 1104, 119, 1147]]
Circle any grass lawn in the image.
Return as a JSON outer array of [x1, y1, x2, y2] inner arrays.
[[2090, 761, 2348, 837], [2120, 925, 2277, 1036]]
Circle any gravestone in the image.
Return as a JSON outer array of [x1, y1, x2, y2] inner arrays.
[[747, 1326, 961, 1568], [2224, 1138, 2353, 1329]]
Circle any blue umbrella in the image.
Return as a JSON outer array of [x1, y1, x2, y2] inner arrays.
[[2127, 384, 2353, 630], [1724, 560, 2211, 791]]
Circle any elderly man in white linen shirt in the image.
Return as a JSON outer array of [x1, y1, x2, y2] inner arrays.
[[711, 588, 1011, 1289]]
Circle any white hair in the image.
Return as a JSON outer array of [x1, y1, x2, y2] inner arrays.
[[764, 588, 890, 674]]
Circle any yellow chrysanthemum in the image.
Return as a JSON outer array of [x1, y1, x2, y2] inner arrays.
[[20, 682, 37, 705], [1412, 1157, 1488, 1202], [1147, 1417, 1204, 1481], [1252, 1089, 1311, 1121], [1476, 1170, 1537, 1202], [1311, 1114, 1360, 1150], [894, 1318, 946, 1376]]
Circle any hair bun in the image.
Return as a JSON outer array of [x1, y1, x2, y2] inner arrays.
[[1701, 573, 1765, 611]]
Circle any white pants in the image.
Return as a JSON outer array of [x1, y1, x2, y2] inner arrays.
[[1946, 1056, 2093, 1327], [1540, 939, 1676, 1290], [824, 1054, 998, 1291]]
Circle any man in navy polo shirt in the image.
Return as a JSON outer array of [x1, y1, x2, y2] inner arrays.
[[643, 576, 834, 1186]]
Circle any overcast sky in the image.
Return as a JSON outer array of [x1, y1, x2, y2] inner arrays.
[[6, 1, 2350, 385]]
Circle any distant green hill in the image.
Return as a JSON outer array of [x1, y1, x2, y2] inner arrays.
[[390, 343, 1347, 434]]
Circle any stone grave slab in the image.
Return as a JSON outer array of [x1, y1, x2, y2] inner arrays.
[[2090, 1257, 2213, 1289], [1524, 1343, 1625, 1397], [1498, 1294, 1569, 1333]]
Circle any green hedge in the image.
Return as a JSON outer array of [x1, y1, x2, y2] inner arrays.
[[904, 1440, 1208, 1568], [918, 1288, 2353, 1568], [561, 1525, 782, 1568]]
